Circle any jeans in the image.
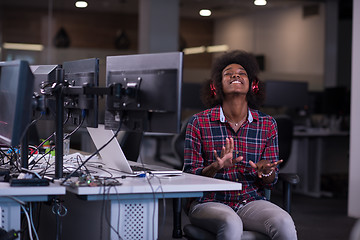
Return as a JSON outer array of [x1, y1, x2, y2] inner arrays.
[[188, 200, 297, 240]]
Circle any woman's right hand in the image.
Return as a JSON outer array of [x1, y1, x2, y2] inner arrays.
[[213, 137, 243, 169]]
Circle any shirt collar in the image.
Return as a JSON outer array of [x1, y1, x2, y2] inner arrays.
[[220, 106, 254, 123]]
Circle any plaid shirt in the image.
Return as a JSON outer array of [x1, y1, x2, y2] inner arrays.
[[183, 105, 279, 211]]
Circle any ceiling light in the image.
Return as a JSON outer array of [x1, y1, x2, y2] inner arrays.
[[75, 1, 88, 8], [207, 45, 229, 53], [254, 0, 267, 6], [199, 9, 211, 17], [3, 43, 44, 51], [183, 46, 206, 55]]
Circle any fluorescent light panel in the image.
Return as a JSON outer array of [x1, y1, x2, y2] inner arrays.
[[207, 45, 229, 53], [183, 45, 229, 55], [183, 46, 206, 55], [3, 43, 44, 51]]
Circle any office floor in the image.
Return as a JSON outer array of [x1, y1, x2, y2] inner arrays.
[[140, 137, 358, 240]]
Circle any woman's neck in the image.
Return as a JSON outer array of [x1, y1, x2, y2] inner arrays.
[[222, 97, 248, 123]]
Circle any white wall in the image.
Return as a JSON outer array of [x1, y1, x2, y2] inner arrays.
[[214, 5, 325, 91], [348, 0, 360, 218]]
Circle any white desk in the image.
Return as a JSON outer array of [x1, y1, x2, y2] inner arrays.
[[282, 128, 349, 197], [65, 172, 242, 240], [0, 182, 66, 234]]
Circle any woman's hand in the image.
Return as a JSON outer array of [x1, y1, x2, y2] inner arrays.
[[249, 159, 283, 179], [213, 137, 243, 169], [202, 137, 243, 177]]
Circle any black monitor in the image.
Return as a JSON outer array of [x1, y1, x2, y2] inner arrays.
[[105, 52, 183, 134], [264, 80, 308, 109], [0, 60, 34, 147], [182, 82, 206, 111], [62, 58, 99, 128], [30, 64, 59, 118]]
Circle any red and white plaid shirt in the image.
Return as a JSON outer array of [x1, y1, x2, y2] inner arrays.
[[183, 105, 279, 211]]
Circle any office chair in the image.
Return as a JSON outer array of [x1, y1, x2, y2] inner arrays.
[[274, 114, 300, 213], [171, 115, 299, 239]]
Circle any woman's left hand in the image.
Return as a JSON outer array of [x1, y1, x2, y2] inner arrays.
[[249, 159, 283, 178]]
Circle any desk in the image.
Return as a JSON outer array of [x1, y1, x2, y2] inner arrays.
[[0, 182, 66, 234], [282, 128, 349, 197], [65, 172, 242, 240]]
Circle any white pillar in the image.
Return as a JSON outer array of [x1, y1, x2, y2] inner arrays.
[[348, 0, 360, 218], [139, 0, 179, 53]]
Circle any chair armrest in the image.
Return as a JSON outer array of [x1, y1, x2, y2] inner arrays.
[[278, 173, 300, 185]]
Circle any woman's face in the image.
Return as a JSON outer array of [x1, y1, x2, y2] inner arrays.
[[221, 63, 249, 96]]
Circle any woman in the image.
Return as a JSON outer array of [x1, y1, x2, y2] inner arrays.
[[183, 50, 297, 240]]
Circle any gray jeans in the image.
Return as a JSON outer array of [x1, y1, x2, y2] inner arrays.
[[188, 200, 297, 240]]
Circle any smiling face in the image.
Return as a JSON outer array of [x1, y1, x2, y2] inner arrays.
[[221, 63, 249, 96]]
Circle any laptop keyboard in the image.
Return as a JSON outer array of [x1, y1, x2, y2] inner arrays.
[[130, 165, 154, 172]]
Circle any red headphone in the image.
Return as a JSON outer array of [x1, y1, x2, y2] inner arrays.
[[210, 78, 259, 96], [252, 78, 259, 94], [210, 82, 217, 97]]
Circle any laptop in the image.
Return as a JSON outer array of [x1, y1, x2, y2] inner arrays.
[[87, 124, 183, 176]]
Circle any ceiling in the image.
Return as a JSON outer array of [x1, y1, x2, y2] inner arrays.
[[0, 0, 326, 19]]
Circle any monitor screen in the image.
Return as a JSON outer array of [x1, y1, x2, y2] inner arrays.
[[0, 60, 34, 147], [264, 80, 308, 109], [105, 52, 183, 134], [62, 58, 99, 128], [182, 82, 206, 111]]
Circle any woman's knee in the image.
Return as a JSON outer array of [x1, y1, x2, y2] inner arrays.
[[189, 202, 243, 238], [268, 213, 297, 239], [217, 213, 243, 239]]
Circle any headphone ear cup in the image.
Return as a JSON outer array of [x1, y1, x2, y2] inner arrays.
[[210, 83, 217, 97], [252, 79, 259, 94]]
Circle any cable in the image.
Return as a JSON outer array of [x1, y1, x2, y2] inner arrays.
[[61, 119, 123, 184], [19, 205, 34, 240], [103, 186, 123, 240], [64, 109, 86, 140], [19, 112, 44, 145], [28, 112, 70, 162], [153, 175, 167, 235], [29, 204, 39, 240]]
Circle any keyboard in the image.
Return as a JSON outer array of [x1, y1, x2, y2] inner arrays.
[[130, 165, 154, 172]]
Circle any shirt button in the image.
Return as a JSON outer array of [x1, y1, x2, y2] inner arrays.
[[238, 193, 241, 196], [236, 151, 239, 155], [236, 179, 239, 181]]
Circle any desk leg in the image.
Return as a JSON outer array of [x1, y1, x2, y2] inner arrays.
[[110, 199, 158, 240], [172, 198, 182, 238]]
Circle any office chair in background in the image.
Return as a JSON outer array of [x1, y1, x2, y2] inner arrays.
[[171, 115, 300, 239]]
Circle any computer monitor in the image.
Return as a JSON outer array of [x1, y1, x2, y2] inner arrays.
[[62, 58, 99, 128], [30, 64, 59, 118], [182, 82, 206, 111], [0, 60, 34, 147], [105, 52, 183, 134], [264, 80, 308, 109]]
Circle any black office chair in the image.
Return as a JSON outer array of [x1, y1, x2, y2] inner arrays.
[[274, 114, 300, 213], [171, 115, 300, 239]]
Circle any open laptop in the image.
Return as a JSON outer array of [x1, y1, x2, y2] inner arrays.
[[87, 125, 183, 175]]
